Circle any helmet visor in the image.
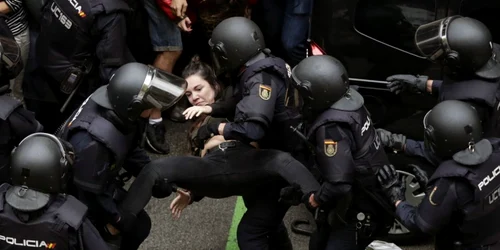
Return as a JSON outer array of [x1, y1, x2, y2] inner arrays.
[[415, 16, 460, 61], [141, 66, 186, 111]]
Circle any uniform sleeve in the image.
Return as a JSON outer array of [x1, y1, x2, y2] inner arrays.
[[122, 146, 151, 177], [222, 72, 284, 142], [95, 12, 135, 83], [7, 106, 43, 143], [80, 218, 112, 250], [433, 80, 443, 95], [395, 178, 459, 234], [404, 139, 441, 167], [69, 132, 121, 224], [313, 124, 355, 205]]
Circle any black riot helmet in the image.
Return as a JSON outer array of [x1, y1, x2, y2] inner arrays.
[[415, 16, 500, 79], [209, 17, 266, 75], [291, 55, 364, 120], [91, 62, 187, 121], [7, 133, 75, 212], [423, 100, 483, 159]]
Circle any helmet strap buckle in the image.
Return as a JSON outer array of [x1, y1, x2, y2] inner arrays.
[[464, 124, 475, 152]]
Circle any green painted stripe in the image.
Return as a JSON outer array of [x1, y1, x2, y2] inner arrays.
[[226, 196, 247, 250]]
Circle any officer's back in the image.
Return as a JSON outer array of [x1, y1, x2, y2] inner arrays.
[[0, 133, 109, 249]]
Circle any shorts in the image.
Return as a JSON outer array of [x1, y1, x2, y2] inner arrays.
[[143, 0, 183, 52]]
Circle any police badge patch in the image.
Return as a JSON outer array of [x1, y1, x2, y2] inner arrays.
[[324, 139, 337, 157], [259, 84, 272, 100]]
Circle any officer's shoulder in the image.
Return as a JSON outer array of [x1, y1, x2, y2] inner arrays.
[[92, 0, 130, 15], [318, 123, 346, 141]]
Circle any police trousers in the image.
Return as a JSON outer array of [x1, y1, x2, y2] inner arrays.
[[120, 141, 320, 250]]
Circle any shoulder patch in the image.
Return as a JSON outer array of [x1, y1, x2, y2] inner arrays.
[[324, 139, 337, 157], [259, 84, 272, 100]]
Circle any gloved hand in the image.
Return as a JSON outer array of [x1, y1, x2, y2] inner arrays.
[[193, 122, 220, 149], [113, 210, 137, 234], [376, 128, 406, 151], [377, 165, 406, 205], [386, 74, 428, 95], [409, 164, 429, 191], [152, 178, 175, 199], [279, 184, 304, 206]]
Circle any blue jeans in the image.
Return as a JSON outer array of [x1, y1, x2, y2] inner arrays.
[[143, 0, 183, 51], [253, 0, 313, 66]]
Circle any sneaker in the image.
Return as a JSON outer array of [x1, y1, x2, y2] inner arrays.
[[145, 122, 170, 154]]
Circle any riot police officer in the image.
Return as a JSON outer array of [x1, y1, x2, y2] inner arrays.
[[0, 132, 110, 250], [23, 0, 134, 133], [196, 16, 302, 249], [291, 55, 394, 250], [57, 62, 186, 250], [378, 100, 500, 250], [386, 16, 500, 137], [0, 20, 43, 184]]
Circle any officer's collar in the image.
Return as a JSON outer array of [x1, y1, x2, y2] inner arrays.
[[452, 139, 493, 166], [238, 51, 270, 76]]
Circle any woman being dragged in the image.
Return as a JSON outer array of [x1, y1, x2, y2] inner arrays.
[[118, 57, 319, 233]]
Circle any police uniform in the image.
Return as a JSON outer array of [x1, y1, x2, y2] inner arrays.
[[24, 0, 134, 133], [58, 96, 151, 249], [307, 101, 394, 249], [0, 95, 43, 184], [0, 183, 110, 250], [396, 138, 500, 249], [222, 52, 300, 152]]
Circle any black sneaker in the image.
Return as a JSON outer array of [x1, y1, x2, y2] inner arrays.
[[145, 122, 170, 154]]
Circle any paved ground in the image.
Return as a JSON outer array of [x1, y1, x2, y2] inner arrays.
[[135, 120, 433, 250]]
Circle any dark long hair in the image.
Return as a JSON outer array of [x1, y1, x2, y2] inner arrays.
[[183, 55, 222, 154]]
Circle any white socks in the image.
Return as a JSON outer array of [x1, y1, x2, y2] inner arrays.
[[149, 117, 163, 125]]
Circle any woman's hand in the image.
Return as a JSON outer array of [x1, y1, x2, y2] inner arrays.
[[182, 105, 212, 120], [170, 189, 192, 219], [177, 17, 193, 32]]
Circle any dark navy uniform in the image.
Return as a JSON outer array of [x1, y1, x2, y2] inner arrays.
[[222, 53, 301, 153], [396, 138, 500, 250], [0, 183, 110, 250], [404, 139, 441, 167], [24, 0, 134, 133], [58, 97, 151, 250], [307, 105, 393, 249], [0, 95, 43, 184]]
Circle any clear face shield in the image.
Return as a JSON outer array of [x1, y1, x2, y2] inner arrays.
[[139, 66, 186, 111], [0, 36, 22, 78], [415, 16, 461, 61]]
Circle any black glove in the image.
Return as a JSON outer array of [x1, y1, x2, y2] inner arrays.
[[377, 164, 406, 205], [376, 128, 406, 151], [386, 74, 428, 95], [152, 178, 174, 198], [409, 164, 429, 191], [279, 184, 304, 206], [193, 122, 220, 149], [113, 210, 137, 233]]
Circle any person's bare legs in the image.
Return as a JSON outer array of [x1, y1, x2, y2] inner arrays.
[[143, 0, 184, 154]]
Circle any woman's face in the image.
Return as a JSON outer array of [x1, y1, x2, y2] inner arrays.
[[185, 74, 216, 106]]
